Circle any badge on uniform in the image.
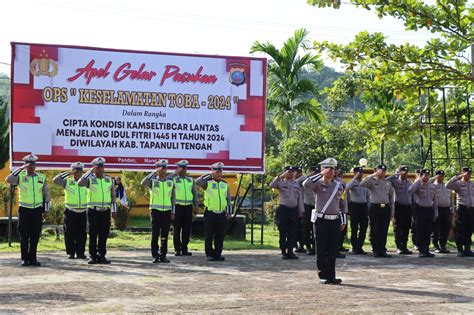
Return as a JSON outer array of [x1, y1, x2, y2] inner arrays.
[[91, 178, 97, 184], [38, 178, 44, 184], [212, 183, 217, 189], [311, 209, 318, 223], [220, 183, 226, 188]]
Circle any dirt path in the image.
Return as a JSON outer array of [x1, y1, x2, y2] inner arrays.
[[0, 249, 472, 313]]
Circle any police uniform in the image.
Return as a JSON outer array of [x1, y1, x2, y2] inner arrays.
[[270, 165, 304, 259], [6, 154, 50, 266], [294, 166, 306, 253], [360, 164, 395, 257], [196, 162, 231, 261], [167, 160, 198, 257], [430, 170, 453, 253], [446, 167, 474, 257], [141, 159, 175, 263], [408, 169, 438, 257], [53, 162, 88, 259], [346, 166, 370, 254], [296, 165, 320, 255], [302, 158, 347, 284], [386, 166, 414, 254], [78, 157, 116, 264], [336, 168, 348, 253]]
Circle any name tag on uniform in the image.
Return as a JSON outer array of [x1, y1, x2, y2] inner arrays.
[[311, 209, 318, 223], [381, 204, 386, 208], [38, 178, 44, 184]]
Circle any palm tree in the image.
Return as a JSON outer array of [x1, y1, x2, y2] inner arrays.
[[251, 28, 324, 138]]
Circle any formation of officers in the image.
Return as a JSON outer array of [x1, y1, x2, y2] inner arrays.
[[6, 154, 231, 266], [271, 158, 474, 285]]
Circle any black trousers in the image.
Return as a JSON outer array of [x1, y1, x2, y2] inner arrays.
[[173, 204, 193, 252], [339, 223, 348, 249], [296, 214, 304, 248], [415, 205, 434, 253], [412, 209, 418, 247], [349, 202, 368, 251], [276, 205, 298, 252], [393, 202, 412, 250], [64, 209, 87, 257], [315, 218, 340, 281], [88, 208, 111, 259], [432, 207, 451, 248], [455, 205, 474, 252], [151, 209, 171, 257], [302, 204, 315, 249], [18, 206, 43, 262], [204, 210, 227, 258], [369, 204, 391, 254]]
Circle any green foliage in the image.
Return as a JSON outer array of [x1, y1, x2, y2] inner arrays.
[[251, 28, 325, 138], [121, 171, 148, 201], [0, 182, 15, 215], [0, 96, 9, 169], [46, 202, 64, 240], [114, 204, 130, 231]]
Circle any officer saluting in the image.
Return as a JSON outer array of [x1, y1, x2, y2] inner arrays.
[[141, 159, 175, 263], [6, 154, 50, 267], [408, 169, 438, 257], [360, 164, 395, 258], [78, 157, 116, 264], [303, 158, 347, 285], [168, 160, 198, 256], [346, 166, 370, 255], [446, 166, 474, 257], [270, 165, 304, 259], [53, 162, 88, 259], [429, 170, 453, 254], [196, 162, 232, 261]]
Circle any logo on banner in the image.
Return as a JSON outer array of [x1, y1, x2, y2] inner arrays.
[[30, 50, 58, 77], [229, 63, 246, 86]]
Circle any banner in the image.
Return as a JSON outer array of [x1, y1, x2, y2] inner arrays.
[[10, 43, 266, 173]]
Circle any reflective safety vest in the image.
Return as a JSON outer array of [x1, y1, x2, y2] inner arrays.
[[87, 176, 113, 209], [65, 178, 88, 209], [173, 176, 194, 206], [204, 180, 228, 212], [149, 178, 173, 211], [18, 172, 46, 209]]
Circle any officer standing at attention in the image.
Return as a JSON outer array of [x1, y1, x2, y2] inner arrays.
[[6, 154, 50, 267], [408, 169, 438, 257], [270, 165, 304, 259], [295, 166, 306, 253], [360, 164, 395, 257], [446, 166, 474, 257], [141, 159, 175, 263], [53, 162, 88, 259], [296, 165, 320, 255], [196, 162, 232, 261], [386, 165, 414, 255], [346, 166, 370, 255], [430, 170, 453, 253], [168, 160, 198, 256], [303, 158, 347, 285], [78, 157, 116, 265], [335, 167, 349, 255]]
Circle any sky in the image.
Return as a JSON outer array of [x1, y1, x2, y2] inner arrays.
[[0, 0, 434, 76]]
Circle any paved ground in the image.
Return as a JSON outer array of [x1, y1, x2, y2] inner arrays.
[[0, 249, 472, 313]]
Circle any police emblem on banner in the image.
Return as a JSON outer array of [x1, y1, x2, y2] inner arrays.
[[30, 50, 58, 77], [229, 63, 246, 86]]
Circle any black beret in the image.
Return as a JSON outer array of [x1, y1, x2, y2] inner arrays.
[[399, 166, 408, 172], [421, 169, 430, 175], [462, 166, 472, 173], [310, 165, 321, 173], [376, 164, 387, 171], [435, 170, 445, 176], [297, 166, 303, 172], [415, 169, 421, 174], [353, 166, 364, 172], [285, 165, 297, 171]]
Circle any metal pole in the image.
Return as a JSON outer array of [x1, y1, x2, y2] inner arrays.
[[427, 88, 434, 173], [260, 173, 265, 246], [419, 88, 425, 166], [466, 95, 473, 157], [250, 174, 254, 245], [442, 88, 449, 160], [8, 184, 14, 247], [380, 140, 384, 164]]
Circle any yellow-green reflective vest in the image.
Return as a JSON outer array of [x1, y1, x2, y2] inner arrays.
[[65, 178, 88, 209], [204, 180, 228, 212], [18, 172, 46, 208], [173, 176, 194, 206], [149, 178, 173, 211], [87, 176, 113, 209]]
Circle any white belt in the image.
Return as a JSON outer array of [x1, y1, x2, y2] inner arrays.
[[67, 208, 87, 213], [316, 213, 339, 220]]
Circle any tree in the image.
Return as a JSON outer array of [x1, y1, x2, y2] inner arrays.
[[250, 28, 325, 138], [0, 96, 9, 169]]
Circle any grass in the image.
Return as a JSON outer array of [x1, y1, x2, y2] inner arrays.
[[0, 217, 457, 253]]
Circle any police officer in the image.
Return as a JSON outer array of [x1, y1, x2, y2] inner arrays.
[[295, 166, 306, 253], [446, 166, 474, 257], [196, 162, 232, 261], [408, 169, 438, 257], [296, 165, 320, 255], [361, 164, 395, 258], [270, 165, 304, 259], [387, 165, 413, 255], [141, 159, 175, 263], [335, 167, 348, 255], [53, 162, 88, 259], [78, 157, 116, 264], [168, 160, 198, 256], [303, 158, 346, 284], [430, 170, 453, 253], [346, 166, 370, 255], [6, 154, 50, 267]]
